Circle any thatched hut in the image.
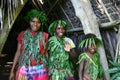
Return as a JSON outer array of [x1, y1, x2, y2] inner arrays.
[[0, 0, 120, 79]]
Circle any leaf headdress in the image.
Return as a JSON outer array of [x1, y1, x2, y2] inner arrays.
[[79, 33, 103, 48], [48, 20, 67, 36], [25, 9, 47, 26]]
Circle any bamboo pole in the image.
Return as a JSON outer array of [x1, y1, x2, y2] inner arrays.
[[7, 0, 10, 29], [0, 8, 3, 30], [98, 0, 113, 21]]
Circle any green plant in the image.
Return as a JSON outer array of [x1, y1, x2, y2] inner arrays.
[[77, 52, 104, 80], [106, 55, 120, 80]]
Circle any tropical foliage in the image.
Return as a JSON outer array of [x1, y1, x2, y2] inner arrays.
[[106, 55, 120, 80]]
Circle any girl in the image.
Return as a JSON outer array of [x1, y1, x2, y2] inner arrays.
[[78, 33, 104, 80], [47, 20, 76, 80], [9, 9, 49, 80]]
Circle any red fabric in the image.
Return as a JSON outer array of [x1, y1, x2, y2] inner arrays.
[[17, 30, 49, 66], [17, 31, 25, 49], [30, 30, 36, 36]]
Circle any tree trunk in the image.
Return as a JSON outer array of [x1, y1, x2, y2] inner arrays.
[[70, 0, 110, 80]]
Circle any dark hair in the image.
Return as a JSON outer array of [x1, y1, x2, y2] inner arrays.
[[83, 33, 96, 40], [79, 33, 103, 49]]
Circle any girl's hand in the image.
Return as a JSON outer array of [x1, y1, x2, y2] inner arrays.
[[64, 42, 71, 52], [9, 71, 14, 80]]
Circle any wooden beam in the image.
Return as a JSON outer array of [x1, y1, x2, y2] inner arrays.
[[100, 20, 120, 28], [47, 0, 59, 16], [98, 0, 113, 21], [67, 20, 120, 32]]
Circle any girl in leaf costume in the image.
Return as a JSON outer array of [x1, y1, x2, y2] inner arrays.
[[47, 20, 76, 80], [78, 33, 104, 80], [9, 9, 49, 80]]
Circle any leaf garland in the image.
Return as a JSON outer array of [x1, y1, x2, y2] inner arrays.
[[18, 29, 47, 66], [79, 37, 103, 48], [48, 20, 67, 36], [47, 36, 74, 79], [77, 52, 104, 80]]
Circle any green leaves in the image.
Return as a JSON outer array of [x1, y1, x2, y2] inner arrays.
[[47, 36, 73, 79], [19, 29, 47, 66], [78, 37, 103, 48], [48, 20, 67, 36], [77, 53, 96, 66], [106, 55, 120, 80], [107, 67, 120, 74], [110, 73, 120, 80], [77, 52, 103, 80]]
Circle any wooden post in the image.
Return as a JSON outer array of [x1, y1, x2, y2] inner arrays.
[[70, 0, 110, 79]]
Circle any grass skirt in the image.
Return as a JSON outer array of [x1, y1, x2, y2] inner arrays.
[[16, 64, 48, 80]]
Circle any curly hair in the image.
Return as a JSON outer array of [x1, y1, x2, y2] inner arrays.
[[25, 9, 47, 25]]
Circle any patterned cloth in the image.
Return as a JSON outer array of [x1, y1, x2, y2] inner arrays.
[[16, 64, 48, 80], [16, 30, 49, 80]]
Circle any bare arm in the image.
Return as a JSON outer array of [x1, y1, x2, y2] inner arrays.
[[9, 43, 21, 80], [68, 48, 77, 58], [79, 60, 84, 80]]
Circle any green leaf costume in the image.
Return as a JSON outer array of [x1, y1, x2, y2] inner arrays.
[[47, 36, 74, 80], [18, 29, 48, 66], [78, 52, 103, 80], [78, 33, 104, 80]]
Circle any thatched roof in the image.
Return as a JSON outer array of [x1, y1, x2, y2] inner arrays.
[[91, 0, 120, 23], [1, 0, 120, 31], [28, 0, 120, 31]]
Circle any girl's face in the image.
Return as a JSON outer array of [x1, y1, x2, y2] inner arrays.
[[55, 24, 65, 38], [87, 44, 97, 54], [30, 17, 41, 32]]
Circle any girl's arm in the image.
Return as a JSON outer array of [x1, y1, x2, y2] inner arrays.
[[64, 42, 77, 58], [9, 43, 21, 80], [79, 60, 84, 80]]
